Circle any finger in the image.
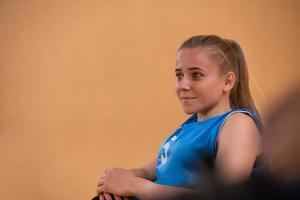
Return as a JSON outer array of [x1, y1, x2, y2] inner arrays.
[[96, 182, 105, 195], [97, 186, 105, 195], [97, 177, 105, 187], [99, 193, 105, 200], [103, 193, 113, 200], [114, 195, 122, 200]]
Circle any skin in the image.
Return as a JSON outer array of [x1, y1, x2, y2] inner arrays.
[[96, 47, 262, 200]]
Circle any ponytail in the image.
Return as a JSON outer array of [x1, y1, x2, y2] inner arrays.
[[228, 40, 261, 119]]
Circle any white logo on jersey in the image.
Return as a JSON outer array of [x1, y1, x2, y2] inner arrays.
[[171, 135, 177, 141], [161, 142, 170, 164], [160, 126, 182, 165]]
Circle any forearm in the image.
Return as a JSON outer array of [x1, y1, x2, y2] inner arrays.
[[130, 177, 194, 200], [129, 168, 155, 181], [129, 168, 148, 179], [97, 168, 193, 199]]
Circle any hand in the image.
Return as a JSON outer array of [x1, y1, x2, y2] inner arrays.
[[98, 192, 127, 200], [97, 168, 138, 197]]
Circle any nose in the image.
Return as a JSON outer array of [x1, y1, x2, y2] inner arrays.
[[177, 77, 191, 90]]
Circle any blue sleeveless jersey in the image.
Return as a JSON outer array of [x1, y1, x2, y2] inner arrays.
[[155, 109, 263, 189]]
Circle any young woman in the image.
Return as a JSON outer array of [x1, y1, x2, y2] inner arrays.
[[95, 35, 263, 200]]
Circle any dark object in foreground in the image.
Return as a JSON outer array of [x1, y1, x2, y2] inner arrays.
[[174, 176, 300, 200], [91, 196, 99, 200]]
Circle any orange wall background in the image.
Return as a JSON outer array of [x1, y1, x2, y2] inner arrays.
[[0, 0, 299, 199]]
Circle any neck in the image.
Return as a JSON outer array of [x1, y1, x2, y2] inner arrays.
[[197, 97, 231, 121]]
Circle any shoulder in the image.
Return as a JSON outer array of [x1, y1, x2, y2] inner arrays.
[[223, 112, 258, 130], [218, 112, 261, 147], [215, 112, 263, 183]]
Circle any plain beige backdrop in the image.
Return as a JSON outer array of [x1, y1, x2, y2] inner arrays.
[[0, 0, 299, 199]]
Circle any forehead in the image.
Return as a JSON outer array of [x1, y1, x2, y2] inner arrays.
[[176, 48, 217, 70]]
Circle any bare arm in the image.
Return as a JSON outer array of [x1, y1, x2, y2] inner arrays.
[[129, 159, 157, 181], [97, 169, 194, 200], [98, 160, 156, 200], [130, 177, 194, 200], [214, 113, 262, 184], [97, 159, 194, 199]]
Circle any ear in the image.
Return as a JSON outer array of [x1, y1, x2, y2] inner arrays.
[[223, 71, 235, 92]]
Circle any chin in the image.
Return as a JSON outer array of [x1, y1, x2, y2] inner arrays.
[[182, 106, 198, 115]]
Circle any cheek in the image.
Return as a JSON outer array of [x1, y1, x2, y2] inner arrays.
[[194, 78, 223, 97], [208, 75, 222, 85], [194, 79, 212, 90]]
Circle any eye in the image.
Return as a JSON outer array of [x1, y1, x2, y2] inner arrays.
[[191, 71, 204, 79], [175, 73, 183, 81]]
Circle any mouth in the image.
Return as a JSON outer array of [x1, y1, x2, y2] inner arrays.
[[180, 97, 197, 101]]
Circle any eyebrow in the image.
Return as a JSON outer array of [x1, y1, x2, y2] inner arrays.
[[175, 66, 205, 72]]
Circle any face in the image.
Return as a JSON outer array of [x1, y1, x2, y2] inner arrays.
[[175, 48, 227, 115]]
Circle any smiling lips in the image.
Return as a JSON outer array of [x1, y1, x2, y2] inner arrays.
[[180, 97, 197, 101]]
